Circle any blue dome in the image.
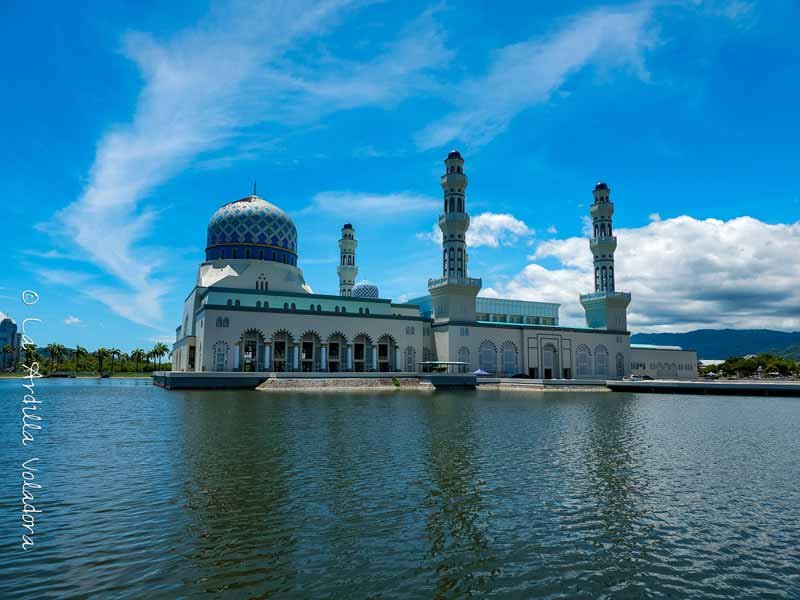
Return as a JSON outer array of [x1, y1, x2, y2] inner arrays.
[[206, 195, 298, 264], [352, 281, 379, 299]]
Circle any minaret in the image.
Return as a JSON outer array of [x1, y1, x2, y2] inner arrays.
[[427, 150, 482, 322], [337, 223, 357, 296], [580, 182, 631, 330]]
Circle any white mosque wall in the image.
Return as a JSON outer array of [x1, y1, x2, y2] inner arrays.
[[629, 346, 698, 380], [433, 323, 631, 379]]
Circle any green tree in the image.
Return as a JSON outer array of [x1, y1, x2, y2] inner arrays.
[[130, 349, 146, 373], [74, 345, 88, 374], [94, 348, 111, 374], [151, 343, 169, 370]]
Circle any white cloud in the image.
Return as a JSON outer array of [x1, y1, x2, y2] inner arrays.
[[417, 212, 533, 247], [64, 315, 82, 325], [649, 212, 662, 222], [416, 4, 656, 148], [306, 191, 439, 218], [48, 1, 449, 328], [546, 225, 558, 235], [486, 215, 800, 332]]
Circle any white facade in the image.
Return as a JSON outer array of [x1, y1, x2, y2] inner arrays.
[[172, 152, 696, 380], [630, 345, 698, 380]]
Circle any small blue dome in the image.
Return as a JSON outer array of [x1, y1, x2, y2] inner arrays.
[[352, 281, 379, 299], [206, 195, 298, 264]]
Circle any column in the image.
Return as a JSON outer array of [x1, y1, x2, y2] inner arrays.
[[292, 344, 299, 371], [233, 345, 240, 371], [395, 347, 401, 372], [264, 344, 271, 372], [320, 344, 327, 371], [371, 345, 377, 371], [347, 344, 353, 370]]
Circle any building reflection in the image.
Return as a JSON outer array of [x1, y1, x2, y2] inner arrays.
[[420, 393, 498, 598], [582, 394, 654, 586], [173, 391, 298, 595]]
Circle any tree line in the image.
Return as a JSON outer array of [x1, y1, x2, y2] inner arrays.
[[1, 342, 172, 375], [700, 353, 800, 378]]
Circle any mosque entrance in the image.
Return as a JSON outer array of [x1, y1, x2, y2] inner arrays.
[[242, 339, 258, 372], [328, 342, 340, 372], [541, 344, 559, 380], [301, 341, 315, 372], [273, 340, 287, 372], [354, 343, 365, 372]]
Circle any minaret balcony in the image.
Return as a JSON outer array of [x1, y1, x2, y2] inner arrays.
[[439, 212, 470, 228], [428, 275, 482, 290], [590, 237, 617, 253]]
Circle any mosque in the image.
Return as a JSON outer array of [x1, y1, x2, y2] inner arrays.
[[171, 151, 697, 380]]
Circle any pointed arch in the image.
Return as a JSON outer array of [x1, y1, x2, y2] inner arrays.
[[353, 332, 373, 372], [377, 334, 397, 372], [238, 328, 266, 372], [211, 341, 230, 372], [300, 330, 322, 372], [500, 341, 519, 376], [457, 346, 470, 368], [576, 344, 592, 377], [594, 344, 609, 377], [271, 329, 294, 372], [479, 340, 498, 374], [404, 346, 417, 372]]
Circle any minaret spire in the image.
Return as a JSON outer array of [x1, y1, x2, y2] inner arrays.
[[337, 223, 358, 296], [253, 180, 257, 196], [580, 181, 631, 331], [426, 150, 482, 322]]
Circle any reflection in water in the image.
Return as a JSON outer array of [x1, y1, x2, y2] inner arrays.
[[420, 393, 499, 598], [581, 395, 655, 592], [176, 392, 299, 595]]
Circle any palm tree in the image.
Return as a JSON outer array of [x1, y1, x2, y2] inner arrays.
[[108, 347, 121, 375], [44, 343, 58, 371], [130, 349, 146, 373], [22, 346, 41, 370], [1, 344, 13, 370], [119, 352, 130, 373], [74, 345, 88, 374], [52, 344, 67, 371], [151, 343, 169, 370], [94, 348, 110, 374]]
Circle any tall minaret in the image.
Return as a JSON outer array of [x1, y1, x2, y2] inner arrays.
[[580, 182, 631, 331], [427, 150, 482, 322], [337, 223, 357, 296]]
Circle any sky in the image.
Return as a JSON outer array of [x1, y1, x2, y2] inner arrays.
[[1, 0, 799, 351]]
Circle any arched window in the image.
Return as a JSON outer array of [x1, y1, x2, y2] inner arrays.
[[234, 299, 240, 306], [609, 267, 614, 291], [448, 248, 455, 273], [365, 308, 369, 315], [501, 341, 518, 376], [291, 303, 296, 310], [595, 345, 609, 377], [443, 249, 447, 274], [449, 197, 455, 212], [222, 317, 229, 328], [216, 317, 223, 327], [608, 223, 612, 236], [404, 346, 416, 372], [457, 249, 463, 275], [601, 267, 608, 291], [310, 304, 315, 311], [457, 346, 470, 368], [283, 302, 289, 310], [576, 345, 592, 377], [616, 352, 625, 377], [256, 301, 261, 308], [341, 306, 346, 313], [317, 305, 321, 311], [600, 224, 606, 237], [458, 197, 463, 212], [227, 299, 232, 306], [359, 307, 363, 314], [594, 225, 598, 238], [595, 268, 600, 291], [479, 341, 497, 374]]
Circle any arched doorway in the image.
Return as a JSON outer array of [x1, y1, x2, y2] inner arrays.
[[353, 333, 372, 372], [501, 341, 518, 376], [300, 331, 321, 372], [377, 334, 396, 372], [271, 330, 293, 372], [404, 346, 416, 372], [479, 341, 497, 374], [239, 329, 265, 372], [541, 343, 560, 379], [327, 332, 347, 372]]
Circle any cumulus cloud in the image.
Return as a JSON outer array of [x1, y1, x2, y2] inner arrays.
[[417, 212, 533, 247], [48, 1, 450, 328], [486, 215, 800, 332], [416, 4, 657, 148], [64, 315, 82, 325]]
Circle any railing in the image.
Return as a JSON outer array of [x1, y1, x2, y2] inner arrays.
[[428, 275, 482, 288], [580, 291, 631, 301]]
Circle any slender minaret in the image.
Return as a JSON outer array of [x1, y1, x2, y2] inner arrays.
[[427, 150, 481, 322], [337, 223, 357, 296], [580, 182, 631, 330]]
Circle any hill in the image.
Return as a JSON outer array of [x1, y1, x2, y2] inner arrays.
[[630, 329, 800, 360]]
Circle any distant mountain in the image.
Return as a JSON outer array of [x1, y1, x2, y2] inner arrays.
[[630, 329, 800, 360]]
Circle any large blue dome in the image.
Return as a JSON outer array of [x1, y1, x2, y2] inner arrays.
[[352, 280, 379, 299], [206, 195, 298, 265]]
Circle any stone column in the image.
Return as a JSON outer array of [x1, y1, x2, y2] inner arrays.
[[320, 344, 327, 371], [395, 347, 401, 372], [371, 345, 377, 371], [293, 344, 299, 371], [233, 345, 240, 371], [347, 344, 353, 371], [264, 344, 271, 372]]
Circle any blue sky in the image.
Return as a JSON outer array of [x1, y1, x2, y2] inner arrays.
[[2, 0, 799, 351]]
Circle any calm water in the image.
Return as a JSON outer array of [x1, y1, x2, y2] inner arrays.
[[1, 379, 799, 599]]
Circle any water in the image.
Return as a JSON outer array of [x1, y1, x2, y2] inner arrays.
[[1, 378, 799, 599]]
